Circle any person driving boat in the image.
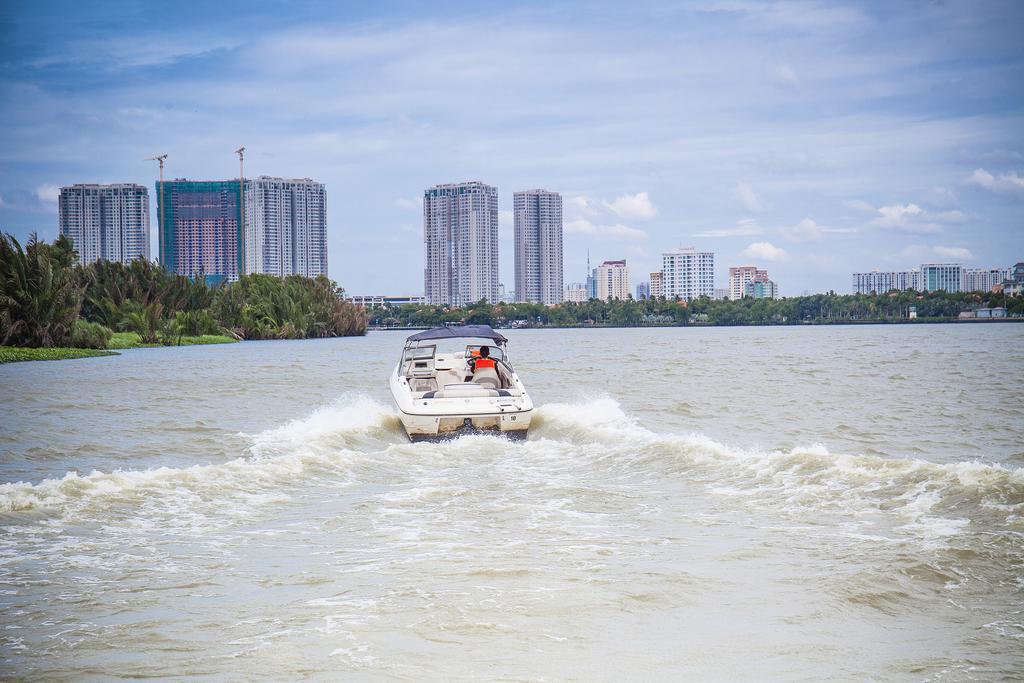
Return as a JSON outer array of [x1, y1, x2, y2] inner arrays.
[[469, 345, 495, 371]]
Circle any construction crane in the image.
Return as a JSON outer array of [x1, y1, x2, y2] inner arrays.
[[145, 154, 168, 265], [235, 146, 246, 276]]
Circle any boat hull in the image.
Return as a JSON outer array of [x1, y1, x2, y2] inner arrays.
[[390, 370, 532, 442], [402, 411, 531, 442]]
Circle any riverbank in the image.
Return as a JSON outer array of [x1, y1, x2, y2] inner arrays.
[[107, 332, 239, 349], [369, 317, 1024, 331], [0, 332, 239, 364], [0, 346, 118, 363]]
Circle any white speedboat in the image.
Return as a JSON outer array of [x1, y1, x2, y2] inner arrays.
[[389, 325, 533, 441]]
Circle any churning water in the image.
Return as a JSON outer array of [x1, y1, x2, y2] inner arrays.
[[1, 325, 1022, 680]]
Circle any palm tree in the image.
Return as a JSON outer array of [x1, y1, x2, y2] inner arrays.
[[0, 233, 83, 347]]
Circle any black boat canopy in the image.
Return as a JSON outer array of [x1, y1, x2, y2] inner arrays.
[[406, 325, 508, 343]]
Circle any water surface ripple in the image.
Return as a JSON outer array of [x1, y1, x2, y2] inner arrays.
[[1, 326, 1022, 680]]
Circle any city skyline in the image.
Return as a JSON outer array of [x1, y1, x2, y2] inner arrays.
[[1, 2, 1022, 295]]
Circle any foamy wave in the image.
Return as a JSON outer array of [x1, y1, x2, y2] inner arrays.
[[534, 398, 1024, 541], [0, 396, 400, 514], [3, 395, 1021, 543]]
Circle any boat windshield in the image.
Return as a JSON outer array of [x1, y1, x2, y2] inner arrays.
[[400, 337, 510, 368]]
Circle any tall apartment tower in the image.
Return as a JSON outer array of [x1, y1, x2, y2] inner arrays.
[[728, 265, 768, 300], [423, 181, 499, 306], [963, 267, 1006, 293], [596, 259, 630, 300], [650, 271, 663, 298], [157, 179, 243, 284], [513, 189, 563, 305], [920, 263, 964, 293], [58, 184, 149, 265], [244, 176, 328, 278], [662, 247, 715, 300]]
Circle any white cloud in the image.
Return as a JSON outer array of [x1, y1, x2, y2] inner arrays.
[[602, 192, 658, 221], [395, 197, 421, 210], [35, 184, 60, 205], [694, 218, 762, 238], [568, 196, 591, 211], [732, 182, 765, 213], [499, 209, 513, 233], [928, 186, 958, 208], [398, 222, 418, 234], [967, 168, 1024, 195], [897, 244, 975, 262], [565, 218, 647, 240], [933, 246, 973, 260], [932, 209, 969, 224], [742, 241, 788, 261], [773, 63, 800, 87], [870, 202, 941, 234], [787, 217, 824, 241], [843, 199, 876, 213]]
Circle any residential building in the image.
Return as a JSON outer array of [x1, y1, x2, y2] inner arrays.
[[244, 176, 327, 278], [728, 265, 768, 300], [423, 181, 499, 306], [650, 271, 663, 298], [636, 282, 650, 300], [513, 189, 563, 305], [713, 287, 729, 300], [921, 263, 963, 293], [1009, 262, 1024, 284], [963, 267, 1007, 293], [157, 179, 242, 283], [564, 283, 588, 302], [745, 279, 779, 299], [59, 183, 149, 265], [662, 247, 715, 300], [851, 269, 921, 294], [348, 294, 426, 307], [596, 259, 630, 300]]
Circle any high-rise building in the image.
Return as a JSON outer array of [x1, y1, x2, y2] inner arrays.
[[564, 283, 588, 302], [728, 265, 768, 300], [596, 260, 630, 300], [963, 267, 1007, 293], [636, 282, 650, 300], [921, 263, 963, 293], [744, 279, 779, 299], [59, 184, 149, 265], [851, 269, 921, 294], [244, 176, 327, 278], [713, 287, 729, 300], [662, 247, 715, 300], [158, 179, 243, 283], [423, 181, 499, 306], [650, 271, 663, 299], [513, 189, 563, 305]]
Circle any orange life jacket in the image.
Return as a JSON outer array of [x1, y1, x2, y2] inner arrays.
[[474, 358, 496, 370]]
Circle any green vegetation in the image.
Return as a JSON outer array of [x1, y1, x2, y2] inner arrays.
[[0, 346, 117, 363], [0, 233, 366, 361], [367, 289, 1022, 328], [107, 331, 239, 349]]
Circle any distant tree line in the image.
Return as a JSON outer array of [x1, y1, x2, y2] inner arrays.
[[0, 233, 366, 349], [365, 289, 1023, 329]]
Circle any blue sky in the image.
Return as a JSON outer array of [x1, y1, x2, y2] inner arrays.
[[1, 0, 1022, 295]]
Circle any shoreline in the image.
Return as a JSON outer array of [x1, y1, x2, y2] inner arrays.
[[368, 317, 1024, 332]]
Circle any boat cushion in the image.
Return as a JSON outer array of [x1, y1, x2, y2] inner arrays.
[[421, 384, 511, 399]]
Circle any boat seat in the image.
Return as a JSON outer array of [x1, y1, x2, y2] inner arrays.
[[422, 384, 511, 399], [472, 367, 501, 389]]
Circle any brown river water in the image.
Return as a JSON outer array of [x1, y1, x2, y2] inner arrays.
[[1, 325, 1022, 680]]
